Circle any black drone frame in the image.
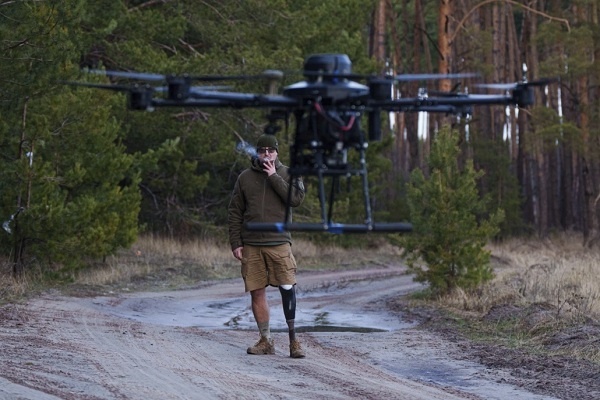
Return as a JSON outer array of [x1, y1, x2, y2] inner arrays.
[[66, 54, 554, 234]]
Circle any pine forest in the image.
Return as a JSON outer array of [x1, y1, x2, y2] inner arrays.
[[1, 0, 599, 272]]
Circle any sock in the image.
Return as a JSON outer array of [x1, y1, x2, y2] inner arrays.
[[258, 321, 271, 339]]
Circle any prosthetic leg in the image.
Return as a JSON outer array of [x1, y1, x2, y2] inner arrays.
[[279, 285, 305, 358]]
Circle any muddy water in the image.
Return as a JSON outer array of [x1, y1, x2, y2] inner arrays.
[[90, 267, 419, 333]]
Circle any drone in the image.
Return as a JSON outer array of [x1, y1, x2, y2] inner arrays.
[[66, 53, 553, 234]]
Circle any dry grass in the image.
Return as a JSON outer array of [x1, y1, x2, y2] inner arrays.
[[0, 267, 32, 301], [73, 235, 241, 290], [431, 233, 600, 363], [82, 235, 400, 287], [2, 232, 598, 319], [438, 233, 600, 323], [0, 234, 402, 299]]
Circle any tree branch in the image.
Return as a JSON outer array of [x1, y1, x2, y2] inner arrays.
[[178, 38, 203, 57], [128, 0, 173, 13], [451, 0, 571, 43]]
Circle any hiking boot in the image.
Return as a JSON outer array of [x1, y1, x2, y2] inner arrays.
[[247, 337, 275, 355], [289, 339, 305, 358]]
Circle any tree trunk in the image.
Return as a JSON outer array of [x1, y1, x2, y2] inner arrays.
[[373, 0, 387, 66], [387, 0, 408, 177], [529, 1, 549, 238], [406, 0, 422, 172], [574, 2, 600, 246], [507, 4, 520, 162]]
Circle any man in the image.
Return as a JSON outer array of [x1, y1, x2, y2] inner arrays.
[[228, 134, 306, 358]]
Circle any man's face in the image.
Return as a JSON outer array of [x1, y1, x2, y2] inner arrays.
[[257, 147, 278, 163]]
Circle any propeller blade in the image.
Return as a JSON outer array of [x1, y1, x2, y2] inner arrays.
[[85, 68, 285, 84], [476, 77, 558, 90], [428, 83, 464, 97], [62, 81, 137, 92], [185, 70, 284, 82], [87, 69, 166, 81], [301, 71, 378, 81], [475, 83, 517, 90], [152, 85, 232, 93], [299, 71, 478, 83], [392, 72, 479, 82]]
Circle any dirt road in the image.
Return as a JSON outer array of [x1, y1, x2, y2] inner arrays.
[[0, 265, 557, 399]]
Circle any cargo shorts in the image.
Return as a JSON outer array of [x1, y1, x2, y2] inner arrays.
[[241, 243, 297, 292]]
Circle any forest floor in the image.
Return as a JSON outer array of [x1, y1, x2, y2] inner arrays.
[[1, 264, 599, 399]]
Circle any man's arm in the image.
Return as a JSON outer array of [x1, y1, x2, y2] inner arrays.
[[267, 166, 305, 207], [228, 179, 245, 251]]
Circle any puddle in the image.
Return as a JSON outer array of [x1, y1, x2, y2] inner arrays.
[[92, 285, 415, 333]]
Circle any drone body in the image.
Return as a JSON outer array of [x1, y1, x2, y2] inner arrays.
[[68, 53, 552, 234]]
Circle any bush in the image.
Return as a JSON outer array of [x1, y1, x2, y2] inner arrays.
[[394, 127, 504, 294]]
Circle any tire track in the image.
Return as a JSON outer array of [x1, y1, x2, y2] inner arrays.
[[0, 266, 555, 399]]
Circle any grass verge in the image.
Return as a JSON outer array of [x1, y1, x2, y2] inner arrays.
[[0, 234, 401, 299], [391, 232, 600, 365]]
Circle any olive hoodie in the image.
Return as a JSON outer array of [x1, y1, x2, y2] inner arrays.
[[228, 158, 305, 251]]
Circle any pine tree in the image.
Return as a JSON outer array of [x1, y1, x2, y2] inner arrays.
[[0, 1, 140, 274], [395, 127, 504, 294]]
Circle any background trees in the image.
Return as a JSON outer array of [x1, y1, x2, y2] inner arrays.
[[0, 1, 140, 274], [1, 0, 598, 274], [372, 1, 599, 245]]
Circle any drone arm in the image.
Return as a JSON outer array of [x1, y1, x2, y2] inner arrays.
[[246, 222, 413, 233], [373, 94, 520, 114], [182, 92, 299, 108]]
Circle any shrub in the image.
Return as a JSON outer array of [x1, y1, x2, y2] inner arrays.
[[394, 127, 504, 294]]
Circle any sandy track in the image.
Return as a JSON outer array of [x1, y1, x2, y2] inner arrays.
[[0, 265, 556, 399]]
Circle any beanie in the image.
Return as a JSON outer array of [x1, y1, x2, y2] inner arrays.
[[256, 134, 278, 151]]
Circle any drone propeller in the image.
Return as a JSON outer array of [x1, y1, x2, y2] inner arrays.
[[154, 85, 232, 93], [390, 72, 478, 83], [470, 77, 557, 108], [428, 83, 464, 97], [300, 70, 479, 83], [62, 80, 141, 92], [63, 80, 157, 110], [475, 77, 557, 91], [87, 69, 165, 81], [87, 68, 285, 83]]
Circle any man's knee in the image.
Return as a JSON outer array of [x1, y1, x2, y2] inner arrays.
[[250, 287, 267, 301]]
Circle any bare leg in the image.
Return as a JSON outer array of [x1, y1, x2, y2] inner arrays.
[[250, 287, 270, 338], [247, 287, 275, 355]]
